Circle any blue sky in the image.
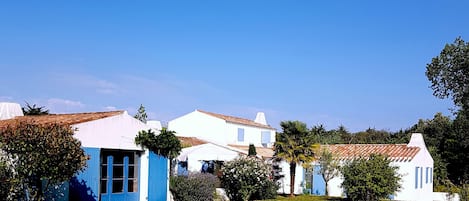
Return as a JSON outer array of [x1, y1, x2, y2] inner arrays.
[[0, 1, 467, 132]]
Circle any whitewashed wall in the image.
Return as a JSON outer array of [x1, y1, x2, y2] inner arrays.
[[73, 112, 151, 150], [225, 122, 275, 147], [168, 111, 227, 145], [277, 161, 305, 195]]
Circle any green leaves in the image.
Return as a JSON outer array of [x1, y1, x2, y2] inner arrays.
[[221, 155, 277, 201], [0, 121, 88, 200], [135, 127, 181, 159], [341, 154, 401, 201], [426, 37, 469, 109]]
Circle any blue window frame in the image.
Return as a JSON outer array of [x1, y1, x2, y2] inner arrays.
[[237, 128, 245, 142], [100, 150, 139, 201], [415, 167, 419, 189]]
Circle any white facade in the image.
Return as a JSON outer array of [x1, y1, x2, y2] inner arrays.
[[168, 110, 276, 147], [276, 161, 306, 195], [73, 111, 150, 150], [312, 133, 434, 201]]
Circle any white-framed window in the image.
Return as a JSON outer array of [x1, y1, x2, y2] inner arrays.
[[261, 131, 271, 147]]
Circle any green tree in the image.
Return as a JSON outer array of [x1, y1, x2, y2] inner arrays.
[[220, 155, 277, 201], [135, 127, 182, 174], [274, 121, 318, 197], [426, 37, 469, 110], [134, 104, 148, 123], [341, 154, 401, 201], [317, 148, 339, 196], [21, 102, 49, 115], [248, 144, 256, 156], [0, 121, 88, 200]]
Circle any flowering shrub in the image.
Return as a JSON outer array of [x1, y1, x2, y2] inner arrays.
[[221, 155, 278, 201], [170, 172, 218, 201]]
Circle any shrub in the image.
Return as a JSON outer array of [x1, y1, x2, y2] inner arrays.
[[221, 155, 277, 201], [170, 172, 218, 201], [341, 154, 401, 201]]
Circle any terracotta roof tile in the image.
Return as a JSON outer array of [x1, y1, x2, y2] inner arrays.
[[228, 144, 274, 159], [0, 111, 123, 129], [197, 110, 274, 129], [178, 136, 208, 147], [323, 144, 420, 162]]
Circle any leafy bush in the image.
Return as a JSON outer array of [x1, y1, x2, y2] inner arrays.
[[221, 155, 277, 201], [0, 122, 87, 200], [170, 172, 218, 201], [341, 154, 401, 201]]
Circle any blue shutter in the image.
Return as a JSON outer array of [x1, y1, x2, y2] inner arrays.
[[426, 167, 429, 184], [415, 167, 419, 189], [261, 131, 270, 144], [237, 128, 244, 142], [420, 166, 423, 188], [430, 168, 433, 183]]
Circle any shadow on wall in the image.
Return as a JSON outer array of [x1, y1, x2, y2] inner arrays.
[[69, 177, 98, 201]]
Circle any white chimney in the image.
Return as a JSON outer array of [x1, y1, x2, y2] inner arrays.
[[0, 102, 24, 120], [407, 133, 427, 148], [254, 112, 267, 125]]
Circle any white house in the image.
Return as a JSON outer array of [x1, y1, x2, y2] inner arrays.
[[0, 102, 169, 201], [310, 133, 434, 201], [168, 110, 276, 148]]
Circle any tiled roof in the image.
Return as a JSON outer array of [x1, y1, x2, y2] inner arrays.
[[178, 136, 208, 147], [0, 111, 123, 129], [324, 144, 421, 162], [228, 144, 274, 159], [197, 110, 274, 129]]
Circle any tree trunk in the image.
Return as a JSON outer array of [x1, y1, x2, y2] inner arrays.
[[325, 181, 328, 196], [289, 162, 296, 197]]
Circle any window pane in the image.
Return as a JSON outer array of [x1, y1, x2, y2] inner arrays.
[[113, 165, 124, 178], [101, 165, 107, 179], [128, 165, 136, 179], [128, 179, 138, 192], [112, 180, 123, 193], [128, 154, 135, 164], [100, 180, 107, 194], [113, 153, 124, 164]]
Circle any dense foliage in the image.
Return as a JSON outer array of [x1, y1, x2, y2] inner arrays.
[[170, 173, 218, 201], [426, 37, 469, 110], [21, 102, 49, 115], [248, 144, 257, 156], [275, 121, 318, 196], [0, 122, 87, 200], [135, 127, 181, 159], [341, 154, 401, 201], [220, 155, 277, 201], [134, 104, 148, 123]]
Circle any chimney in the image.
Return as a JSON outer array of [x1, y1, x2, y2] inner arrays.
[[254, 112, 267, 125], [0, 102, 24, 120], [407, 133, 427, 148]]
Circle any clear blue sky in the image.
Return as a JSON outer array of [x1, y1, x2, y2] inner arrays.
[[1, 1, 467, 132]]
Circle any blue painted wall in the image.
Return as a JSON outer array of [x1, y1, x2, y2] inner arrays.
[[69, 147, 101, 201], [312, 165, 326, 195], [148, 151, 169, 201]]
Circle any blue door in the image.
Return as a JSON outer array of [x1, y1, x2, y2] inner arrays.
[[100, 150, 140, 201]]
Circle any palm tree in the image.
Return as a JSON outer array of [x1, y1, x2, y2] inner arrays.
[[274, 121, 318, 196], [22, 102, 49, 115]]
